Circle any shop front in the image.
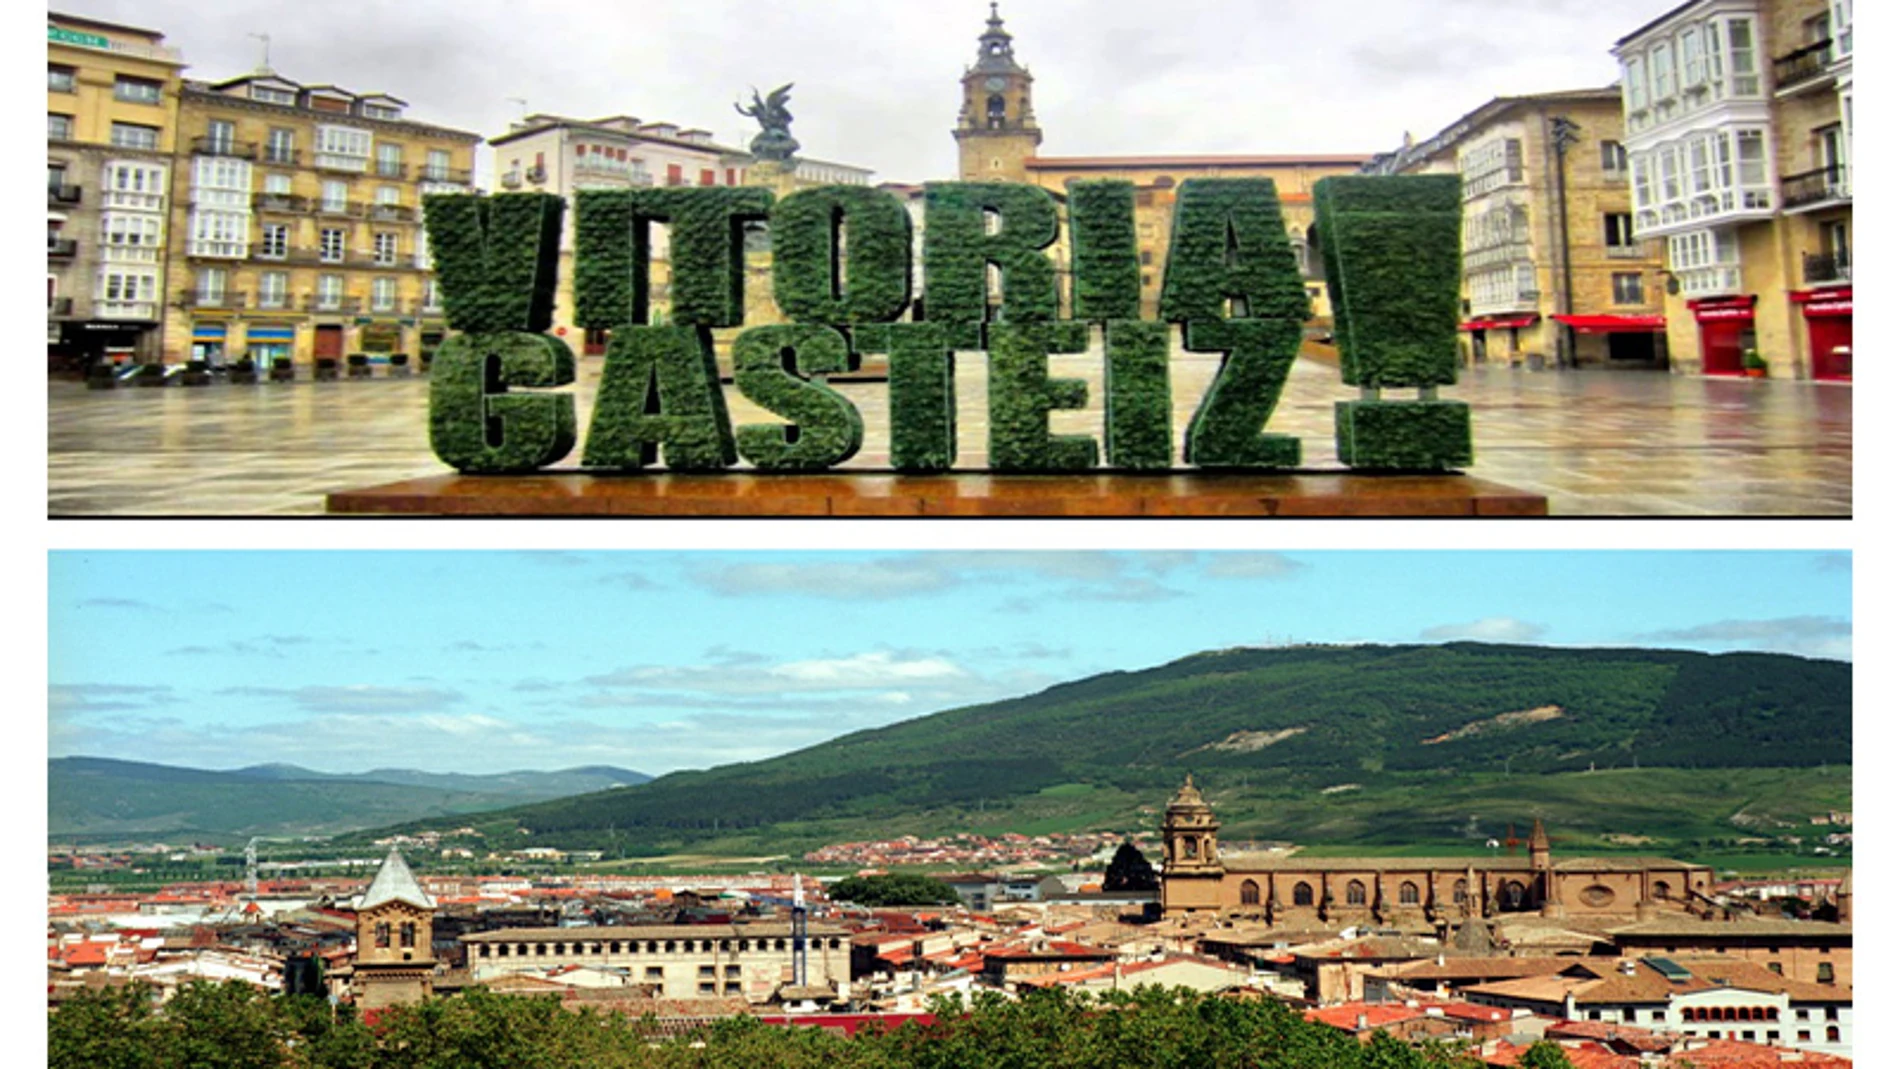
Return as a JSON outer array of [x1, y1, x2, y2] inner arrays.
[[1458, 314, 1540, 366], [1552, 315, 1669, 370], [1687, 296, 1757, 376], [1791, 288, 1851, 382], [190, 321, 231, 366], [243, 323, 296, 368], [55, 320, 152, 373]]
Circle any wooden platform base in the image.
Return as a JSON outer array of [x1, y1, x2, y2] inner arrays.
[[327, 471, 1548, 517]]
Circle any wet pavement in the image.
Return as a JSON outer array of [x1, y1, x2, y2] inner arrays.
[[47, 354, 1851, 516]]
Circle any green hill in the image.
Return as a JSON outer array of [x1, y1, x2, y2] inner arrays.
[[48, 757, 649, 843], [352, 643, 1852, 859]]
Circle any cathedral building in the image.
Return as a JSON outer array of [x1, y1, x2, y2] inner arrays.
[[1158, 776, 1717, 928], [953, 6, 1372, 320]]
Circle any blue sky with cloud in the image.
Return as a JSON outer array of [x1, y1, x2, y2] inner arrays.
[[49, 551, 1849, 776]]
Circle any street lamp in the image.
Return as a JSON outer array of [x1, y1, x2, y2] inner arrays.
[[1549, 116, 1582, 370]]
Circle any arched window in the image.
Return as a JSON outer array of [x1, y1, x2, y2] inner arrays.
[[399, 922, 416, 948], [1293, 882, 1314, 907], [1504, 881, 1526, 909], [1453, 880, 1468, 904], [775, 939, 787, 951], [373, 922, 390, 948], [1184, 838, 1199, 858], [1399, 882, 1420, 905], [610, 942, 621, 954], [986, 95, 1006, 129], [534, 943, 546, 956], [1240, 880, 1260, 906], [1827, 1025, 1841, 1043], [1346, 880, 1367, 906], [1654, 881, 1672, 900]]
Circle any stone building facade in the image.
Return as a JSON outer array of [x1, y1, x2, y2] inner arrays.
[[161, 72, 479, 370], [1372, 90, 1671, 371], [1613, 0, 1851, 380], [47, 11, 187, 370], [1157, 777, 1715, 926], [461, 922, 851, 1002]]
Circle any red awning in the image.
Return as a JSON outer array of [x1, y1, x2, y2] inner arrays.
[[1459, 316, 1538, 332], [1553, 314, 1666, 333]]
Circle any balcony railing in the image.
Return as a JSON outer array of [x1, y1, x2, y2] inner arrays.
[[49, 297, 74, 316], [1781, 166, 1851, 210], [314, 154, 371, 174], [252, 246, 324, 265], [303, 295, 363, 313], [261, 147, 302, 166], [49, 184, 83, 205], [1803, 251, 1850, 286], [374, 161, 409, 180], [1605, 245, 1649, 259], [179, 291, 249, 309], [192, 137, 258, 159], [418, 167, 473, 185], [367, 203, 417, 223], [253, 193, 309, 214], [48, 237, 78, 258], [1773, 39, 1834, 92], [253, 293, 294, 311], [498, 171, 522, 190], [315, 200, 367, 217]]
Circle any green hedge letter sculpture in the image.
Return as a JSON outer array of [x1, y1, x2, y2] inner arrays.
[[582, 327, 737, 471], [771, 186, 913, 328], [1314, 175, 1472, 471], [733, 324, 865, 470], [1159, 179, 1309, 469], [987, 322, 1095, 473], [422, 192, 575, 473], [922, 183, 1060, 350], [886, 323, 957, 473]]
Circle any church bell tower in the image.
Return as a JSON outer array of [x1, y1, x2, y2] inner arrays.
[[954, 3, 1042, 182], [1160, 775, 1225, 914]]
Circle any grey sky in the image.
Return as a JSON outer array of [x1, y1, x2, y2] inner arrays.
[[53, 0, 1673, 182]]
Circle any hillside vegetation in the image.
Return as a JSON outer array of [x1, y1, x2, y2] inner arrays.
[[49, 757, 650, 842], [359, 643, 1849, 858]]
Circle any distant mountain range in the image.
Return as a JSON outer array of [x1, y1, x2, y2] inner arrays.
[[351, 642, 1851, 858], [48, 757, 650, 842]]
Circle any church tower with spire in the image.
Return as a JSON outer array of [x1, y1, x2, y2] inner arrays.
[[954, 4, 1043, 182], [351, 847, 438, 1009]]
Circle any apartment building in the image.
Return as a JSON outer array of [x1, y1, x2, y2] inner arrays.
[[47, 12, 187, 371], [1614, 0, 1851, 379], [162, 71, 480, 368], [1372, 90, 1669, 370]]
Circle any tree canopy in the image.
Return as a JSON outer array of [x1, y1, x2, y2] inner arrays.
[[51, 980, 1538, 1069]]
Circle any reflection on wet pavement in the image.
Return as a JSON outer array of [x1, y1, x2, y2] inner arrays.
[[47, 354, 1850, 516]]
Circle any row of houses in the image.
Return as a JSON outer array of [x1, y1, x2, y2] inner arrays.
[[1369, 0, 1851, 380]]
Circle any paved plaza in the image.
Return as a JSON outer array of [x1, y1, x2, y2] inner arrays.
[[47, 353, 1851, 516]]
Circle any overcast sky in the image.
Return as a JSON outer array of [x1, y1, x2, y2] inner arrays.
[[51, 0, 1675, 181], [49, 550, 1849, 777]]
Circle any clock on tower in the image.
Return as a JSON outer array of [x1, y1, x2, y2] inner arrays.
[[954, 3, 1042, 182]]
